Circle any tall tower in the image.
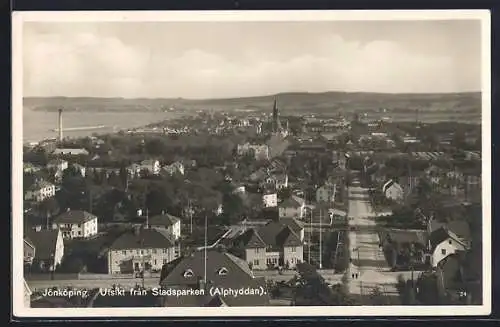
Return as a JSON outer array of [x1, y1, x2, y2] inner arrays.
[[58, 108, 63, 142], [272, 97, 282, 133]]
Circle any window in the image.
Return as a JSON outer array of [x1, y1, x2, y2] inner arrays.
[[448, 240, 452, 245], [291, 247, 296, 253], [217, 267, 228, 276], [163, 249, 167, 253], [255, 248, 260, 254], [253, 259, 259, 266], [78, 224, 81, 228], [154, 259, 157, 265], [441, 249, 447, 255], [140, 250, 144, 255], [122, 251, 126, 255], [183, 269, 194, 278], [163, 259, 168, 264]]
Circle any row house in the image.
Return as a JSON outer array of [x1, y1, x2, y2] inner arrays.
[[107, 227, 177, 275], [51, 210, 98, 240]]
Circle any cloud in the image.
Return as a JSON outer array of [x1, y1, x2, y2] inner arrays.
[[23, 29, 472, 98]]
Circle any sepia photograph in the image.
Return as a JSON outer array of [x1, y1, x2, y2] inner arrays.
[[12, 10, 491, 317]]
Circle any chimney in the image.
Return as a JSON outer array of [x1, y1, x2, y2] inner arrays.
[[58, 108, 63, 142]]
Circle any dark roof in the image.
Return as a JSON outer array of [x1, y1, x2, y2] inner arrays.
[[24, 236, 35, 249], [429, 227, 466, 252], [430, 220, 471, 241], [53, 210, 97, 224], [159, 250, 269, 306], [258, 222, 302, 247], [279, 196, 303, 208], [234, 229, 267, 249], [109, 228, 174, 250], [148, 214, 180, 227], [279, 218, 304, 235], [25, 230, 60, 261]]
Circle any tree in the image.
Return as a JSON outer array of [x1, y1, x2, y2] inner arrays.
[[37, 197, 60, 219], [108, 171, 123, 189]]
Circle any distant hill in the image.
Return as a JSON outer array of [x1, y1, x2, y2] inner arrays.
[[23, 91, 482, 115]]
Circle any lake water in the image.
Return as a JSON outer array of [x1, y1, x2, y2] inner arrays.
[[22, 109, 180, 143]]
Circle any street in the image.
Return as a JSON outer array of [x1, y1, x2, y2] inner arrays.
[[346, 180, 400, 298]]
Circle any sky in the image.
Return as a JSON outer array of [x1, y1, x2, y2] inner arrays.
[[22, 20, 482, 99]]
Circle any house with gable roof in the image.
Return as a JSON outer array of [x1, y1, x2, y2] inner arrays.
[[227, 221, 304, 270], [382, 179, 404, 202], [52, 210, 98, 240], [147, 213, 181, 241], [25, 229, 64, 272], [278, 195, 306, 219], [159, 249, 270, 306], [107, 226, 177, 274], [428, 227, 470, 268]]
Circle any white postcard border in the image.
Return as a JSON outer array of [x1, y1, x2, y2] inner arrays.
[[12, 9, 492, 317]]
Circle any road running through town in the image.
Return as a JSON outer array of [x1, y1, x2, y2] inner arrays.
[[346, 179, 403, 301]]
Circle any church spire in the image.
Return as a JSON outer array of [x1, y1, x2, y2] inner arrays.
[[272, 97, 282, 133]]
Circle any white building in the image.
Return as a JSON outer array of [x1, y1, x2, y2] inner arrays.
[[53, 148, 89, 156], [24, 180, 56, 202], [162, 161, 185, 176], [128, 159, 161, 177], [262, 192, 278, 208], [107, 227, 177, 274], [316, 183, 336, 203], [279, 195, 306, 219], [262, 173, 288, 190], [52, 210, 98, 239], [147, 213, 182, 241], [72, 163, 86, 177], [382, 180, 404, 202], [429, 227, 469, 267]]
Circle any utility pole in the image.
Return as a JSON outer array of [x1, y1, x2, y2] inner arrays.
[[189, 199, 193, 235], [204, 214, 208, 286], [319, 208, 323, 269], [309, 208, 312, 264]]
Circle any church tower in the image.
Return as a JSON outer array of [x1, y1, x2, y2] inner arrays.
[[272, 97, 283, 133]]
